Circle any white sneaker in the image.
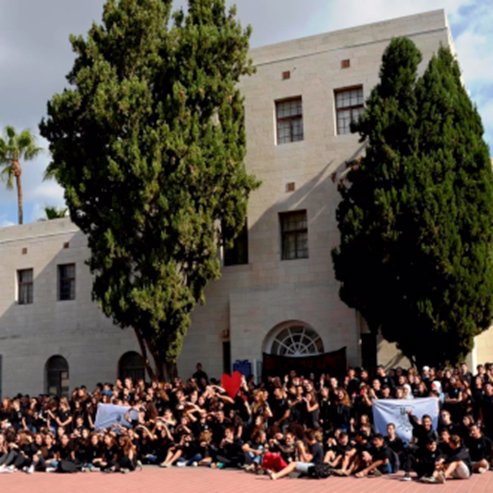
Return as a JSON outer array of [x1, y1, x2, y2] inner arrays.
[[27, 465, 35, 474], [176, 462, 187, 467]]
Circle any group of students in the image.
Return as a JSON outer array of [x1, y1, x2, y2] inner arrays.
[[0, 361, 492, 482]]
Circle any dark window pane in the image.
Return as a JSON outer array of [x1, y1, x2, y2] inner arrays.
[[335, 86, 364, 135], [58, 263, 76, 300], [280, 211, 309, 260], [276, 97, 304, 144], [17, 269, 33, 305]]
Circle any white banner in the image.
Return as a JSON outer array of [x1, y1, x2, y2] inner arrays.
[[372, 397, 439, 444], [94, 403, 139, 430]]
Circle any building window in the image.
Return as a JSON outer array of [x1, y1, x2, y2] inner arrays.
[[224, 220, 249, 266], [46, 355, 69, 396], [276, 97, 304, 144], [280, 210, 308, 260], [335, 86, 364, 135], [17, 268, 33, 305], [270, 325, 324, 356], [58, 263, 75, 300]]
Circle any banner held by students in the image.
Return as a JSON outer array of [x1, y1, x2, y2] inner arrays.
[[372, 397, 439, 443], [94, 403, 139, 430]]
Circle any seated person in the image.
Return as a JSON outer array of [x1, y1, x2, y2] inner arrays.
[[466, 424, 492, 474], [355, 433, 394, 477], [269, 430, 323, 480]]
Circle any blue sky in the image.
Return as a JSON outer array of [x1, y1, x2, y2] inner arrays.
[[0, 0, 491, 227]]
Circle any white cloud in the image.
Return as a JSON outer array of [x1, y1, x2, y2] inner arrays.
[[28, 179, 65, 203], [0, 218, 15, 228]]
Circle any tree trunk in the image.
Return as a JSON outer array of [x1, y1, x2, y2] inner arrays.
[[12, 160, 23, 225], [165, 361, 178, 381], [133, 327, 157, 381]]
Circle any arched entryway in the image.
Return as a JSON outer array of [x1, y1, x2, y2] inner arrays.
[[45, 355, 69, 396], [118, 351, 145, 382]]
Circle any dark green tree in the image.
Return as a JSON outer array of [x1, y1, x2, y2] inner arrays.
[[40, 0, 258, 379], [332, 38, 493, 367]]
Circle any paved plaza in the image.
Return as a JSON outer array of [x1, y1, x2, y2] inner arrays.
[[1, 467, 493, 493]]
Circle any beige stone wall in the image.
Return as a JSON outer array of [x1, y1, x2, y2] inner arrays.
[[181, 10, 452, 379], [0, 218, 139, 396]]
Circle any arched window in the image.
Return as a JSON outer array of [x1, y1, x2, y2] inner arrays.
[[266, 323, 324, 357], [118, 351, 145, 382], [45, 355, 69, 396]]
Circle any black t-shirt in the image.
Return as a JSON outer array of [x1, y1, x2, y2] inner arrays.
[[385, 436, 405, 455], [466, 435, 493, 461], [309, 442, 324, 465], [372, 444, 393, 463], [270, 398, 289, 424]]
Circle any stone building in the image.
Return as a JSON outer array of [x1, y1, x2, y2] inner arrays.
[[1, 10, 475, 396]]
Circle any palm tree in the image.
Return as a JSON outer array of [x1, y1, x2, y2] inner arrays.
[[0, 126, 42, 224], [44, 206, 68, 220]]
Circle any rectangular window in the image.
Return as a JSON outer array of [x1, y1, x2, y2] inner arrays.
[[335, 86, 364, 135], [224, 220, 249, 266], [17, 268, 33, 305], [276, 97, 304, 144], [280, 210, 308, 260], [58, 263, 76, 301]]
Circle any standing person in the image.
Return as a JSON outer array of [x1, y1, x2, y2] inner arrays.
[[269, 430, 324, 480], [192, 364, 209, 389], [269, 387, 290, 430], [480, 383, 493, 440]]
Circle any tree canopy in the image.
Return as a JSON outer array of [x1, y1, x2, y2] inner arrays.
[[40, 0, 258, 378], [332, 38, 493, 367]]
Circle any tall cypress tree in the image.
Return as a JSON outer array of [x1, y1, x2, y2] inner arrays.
[[40, 0, 258, 379], [333, 38, 493, 367]]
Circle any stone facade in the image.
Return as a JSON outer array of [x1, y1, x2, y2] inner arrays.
[[0, 10, 468, 395], [0, 219, 139, 396]]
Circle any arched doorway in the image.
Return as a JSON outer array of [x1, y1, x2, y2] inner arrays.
[[118, 351, 145, 382], [45, 355, 69, 396]]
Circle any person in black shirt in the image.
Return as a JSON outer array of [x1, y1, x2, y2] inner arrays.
[[355, 433, 393, 477], [481, 383, 493, 440], [415, 439, 443, 481], [466, 424, 492, 473], [435, 434, 472, 483]]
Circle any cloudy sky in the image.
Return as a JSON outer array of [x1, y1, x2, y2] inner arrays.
[[0, 0, 491, 227]]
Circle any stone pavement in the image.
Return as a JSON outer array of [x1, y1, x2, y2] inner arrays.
[[1, 468, 493, 493]]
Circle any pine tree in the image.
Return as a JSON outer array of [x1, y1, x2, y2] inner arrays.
[[332, 38, 493, 367], [40, 0, 258, 379]]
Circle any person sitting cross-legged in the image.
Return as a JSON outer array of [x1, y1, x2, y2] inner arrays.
[[355, 434, 394, 478]]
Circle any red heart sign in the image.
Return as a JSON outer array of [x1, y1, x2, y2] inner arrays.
[[221, 371, 242, 399]]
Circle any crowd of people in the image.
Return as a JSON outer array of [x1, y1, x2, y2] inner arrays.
[[1, 361, 493, 483]]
